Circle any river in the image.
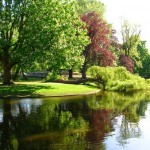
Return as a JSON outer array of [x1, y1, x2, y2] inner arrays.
[[0, 91, 150, 150]]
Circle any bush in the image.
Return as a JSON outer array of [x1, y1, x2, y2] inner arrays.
[[88, 66, 150, 92], [45, 72, 65, 82]]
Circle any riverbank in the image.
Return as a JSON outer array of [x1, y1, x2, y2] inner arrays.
[[0, 82, 100, 98]]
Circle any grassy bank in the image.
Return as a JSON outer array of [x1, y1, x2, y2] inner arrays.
[[0, 82, 99, 98]]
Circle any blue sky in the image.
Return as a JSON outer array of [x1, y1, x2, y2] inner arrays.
[[100, 0, 150, 49]]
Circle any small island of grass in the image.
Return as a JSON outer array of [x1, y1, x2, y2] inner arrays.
[[0, 81, 100, 98]]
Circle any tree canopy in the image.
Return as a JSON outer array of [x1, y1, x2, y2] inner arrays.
[[0, 0, 89, 84], [76, 0, 105, 16], [136, 41, 150, 77], [81, 11, 115, 78], [118, 20, 142, 73], [0, 0, 150, 85]]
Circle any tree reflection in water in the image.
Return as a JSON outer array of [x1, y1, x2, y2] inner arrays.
[[0, 91, 150, 150]]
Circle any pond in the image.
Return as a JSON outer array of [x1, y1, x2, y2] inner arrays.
[[0, 91, 150, 150]]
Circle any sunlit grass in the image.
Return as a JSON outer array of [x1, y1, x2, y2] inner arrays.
[[0, 81, 99, 98]]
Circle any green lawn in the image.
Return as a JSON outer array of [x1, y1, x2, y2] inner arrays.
[[0, 82, 99, 98]]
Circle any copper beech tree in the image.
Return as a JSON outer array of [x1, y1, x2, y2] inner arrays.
[[81, 12, 115, 78]]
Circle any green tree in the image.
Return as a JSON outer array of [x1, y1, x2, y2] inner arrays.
[[119, 20, 141, 72], [76, 0, 105, 16], [66, 0, 105, 79], [121, 21, 140, 57], [136, 41, 150, 77], [0, 0, 89, 85]]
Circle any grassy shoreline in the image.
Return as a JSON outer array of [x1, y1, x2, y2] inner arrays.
[[0, 81, 100, 98]]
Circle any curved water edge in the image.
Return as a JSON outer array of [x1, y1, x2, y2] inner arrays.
[[0, 90, 150, 150], [0, 89, 101, 99]]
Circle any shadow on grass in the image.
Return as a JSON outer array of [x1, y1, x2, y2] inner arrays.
[[0, 84, 55, 98]]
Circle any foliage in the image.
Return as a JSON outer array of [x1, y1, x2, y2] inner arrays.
[[136, 41, 150, 77], [45, 71, 65, 82], [146, 79, 150, 84], [23, 0, 89, 72], [0, 0, 89, 84], [119, 20, 142, 73], [88, 66, 150, 91], [81, 12, 115, 66], [80, 11, 115, 79], [121, 20, 141, 56], [109, 29, 120, 55], [76, 0, 105, 15], [119, 54, 134, 73]]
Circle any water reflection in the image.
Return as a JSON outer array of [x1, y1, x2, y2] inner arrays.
[[0, 91, 150, 150]]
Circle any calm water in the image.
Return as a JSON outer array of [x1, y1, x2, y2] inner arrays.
[[0, 91, 150, 150]]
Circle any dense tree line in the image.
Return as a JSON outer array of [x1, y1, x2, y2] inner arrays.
[[0, 0, 149, 85]]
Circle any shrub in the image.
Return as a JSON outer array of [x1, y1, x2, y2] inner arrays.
[[45, 72, 65, 82], [88, 66, 150, 92]]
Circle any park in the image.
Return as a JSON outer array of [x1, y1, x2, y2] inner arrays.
[[0, 0, 150, 150]]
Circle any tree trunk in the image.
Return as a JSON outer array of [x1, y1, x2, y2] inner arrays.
[[3, 67, 12, 85], [81, 62, 87, 79], [21, 69, 28, 80], [68, 69, 73, 78], [12, 66, 20, 80]]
